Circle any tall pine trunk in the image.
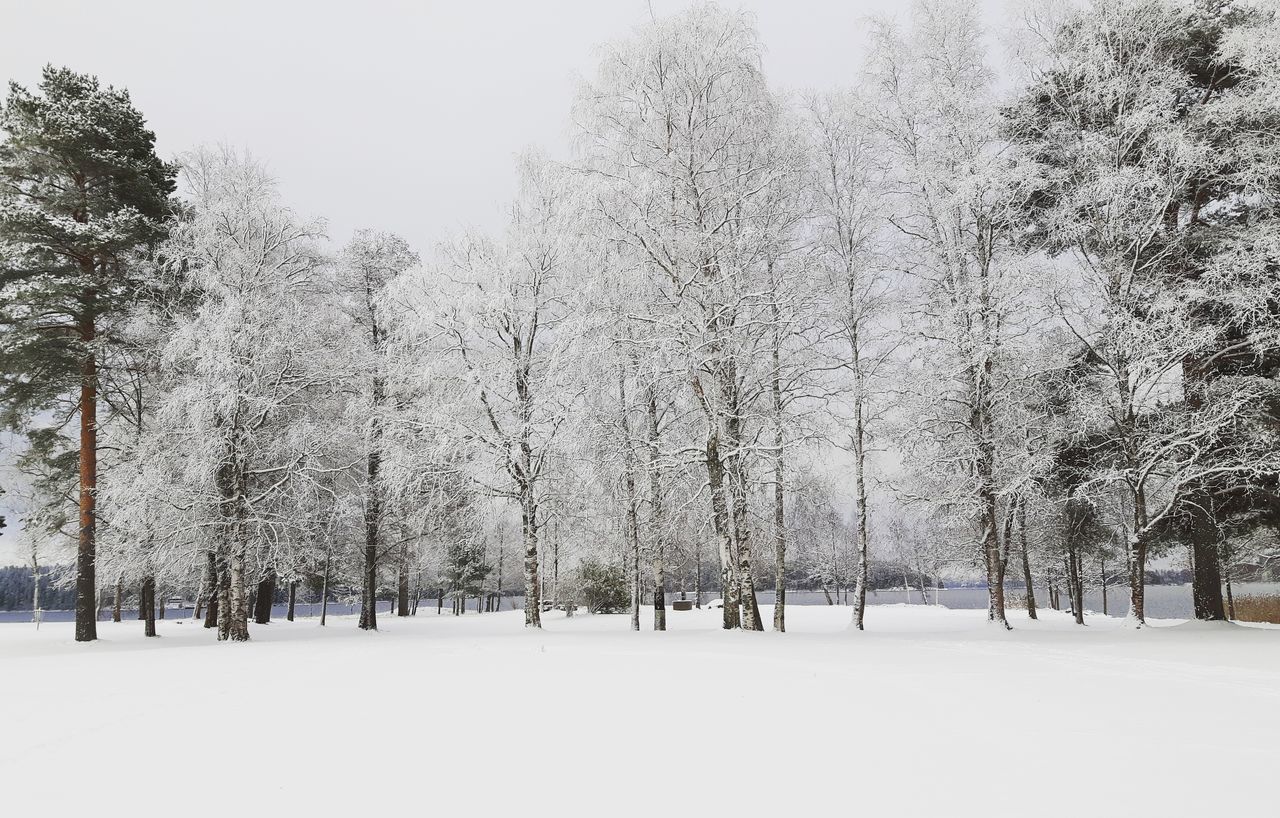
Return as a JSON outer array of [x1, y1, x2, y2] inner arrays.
[[75, 305, 99, 642]]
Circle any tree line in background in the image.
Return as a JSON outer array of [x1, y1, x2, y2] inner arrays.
[[0, 0, 1276, 642]]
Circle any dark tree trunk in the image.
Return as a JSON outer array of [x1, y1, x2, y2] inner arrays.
[[141, 575, 157, 637], [397, 543, 410, 617], [1127, 487, 1149, 626], [1018, 497, 1037, 620], [319, 549, 331, 627], [112, 576, 123, 623], [75, 307, 99, 642], [1189, 502, 1226, 621], [359, 446, 379, 631], [254, 570, 275, 625], [204, 556, 222, 630], [287, 580, 297, 621]]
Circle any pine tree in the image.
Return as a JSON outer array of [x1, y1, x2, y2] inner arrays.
[[0, 66, 175, 641]]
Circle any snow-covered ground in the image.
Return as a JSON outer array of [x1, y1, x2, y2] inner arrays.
[[4, 605, 1277, 816]]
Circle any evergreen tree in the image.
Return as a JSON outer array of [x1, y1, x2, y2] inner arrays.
[[0, 66, 175, 641]]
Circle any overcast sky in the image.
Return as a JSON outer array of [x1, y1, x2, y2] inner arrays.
[[1, 0, 1013, 254], [0, 0, 1012, 565]]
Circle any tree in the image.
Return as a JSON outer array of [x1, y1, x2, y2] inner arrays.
[[337, 230, 419, 630], [1005, 0, 1280, 624], [0, 66, 175, 641], [804, 90, 892, 630], [575, 4, 802, 630], [868, 1, 1027, 628], [158, 147, 331, 641], [404, 153, 586, 628]]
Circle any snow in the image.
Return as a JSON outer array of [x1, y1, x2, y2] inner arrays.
[[4, 604, 1278, 816]]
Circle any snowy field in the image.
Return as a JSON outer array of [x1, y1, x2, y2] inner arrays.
[[4, 605, 1278, 817]]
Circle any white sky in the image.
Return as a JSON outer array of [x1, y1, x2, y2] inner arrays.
[[1, 0, 1010, 254], [0, 0, 1011, 565]]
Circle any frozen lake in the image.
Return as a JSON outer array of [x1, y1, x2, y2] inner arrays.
[[6, 581, 1277, 623]]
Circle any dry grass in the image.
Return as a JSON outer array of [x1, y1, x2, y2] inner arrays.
[[1232, 595, 1280, 624]]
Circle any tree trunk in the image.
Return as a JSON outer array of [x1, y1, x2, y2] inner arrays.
[[224, 544, 249, 641], [287, 580, 297, 621], [1065, 546, 1084, 626], [694, 539, 703, 608], [75, 308, 99, 642], [31, 555, 41, 626], [1222, 540, 1235, 619], [359, 443, 380, 631], [850, 403, 871, 631], [1189, 501, 1226, 621], [254, 569, 275, 625], [848, 316, 872, 631], [705, 432, 740, 630], [521, 491, 541, 628], [204, 552, 222, 629], [618, 363, 641, 633], [1127, 531, 1148, 626], [726, 435, 764, 631], [320, 549, 331, 627], [141, 576, 157, 637], [1018, 499, 1037, 620], [768, 271, 788, 634], [112, 576, 123, 623], [397, 541, 410, 617], [981, 493, 1009, 628]]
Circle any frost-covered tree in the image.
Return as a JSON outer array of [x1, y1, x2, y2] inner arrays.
[[156, 147, 333, 641], [868, 0, 1032, 628], [1005, 0, 1280, 625], [574, 4, 805, 630], [336, 230, 419, 629], [400, 153, 587, 628]]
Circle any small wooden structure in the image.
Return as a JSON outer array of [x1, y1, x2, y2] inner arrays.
[[672, 599, 694, 611]]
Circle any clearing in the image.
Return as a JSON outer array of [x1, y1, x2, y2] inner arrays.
[[3, 604, 1276, 816]]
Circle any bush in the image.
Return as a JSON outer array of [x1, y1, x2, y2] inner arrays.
[[1232, 595, 1280, 624], [579, 559, 629, 614]]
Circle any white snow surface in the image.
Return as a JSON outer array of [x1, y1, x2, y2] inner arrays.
[[4, 604, 1277, 816]]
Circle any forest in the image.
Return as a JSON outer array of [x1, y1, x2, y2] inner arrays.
[[1, 0, 1278, 646]]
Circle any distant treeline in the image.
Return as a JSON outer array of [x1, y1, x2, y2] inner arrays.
[[0, 565, 75, 611]]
